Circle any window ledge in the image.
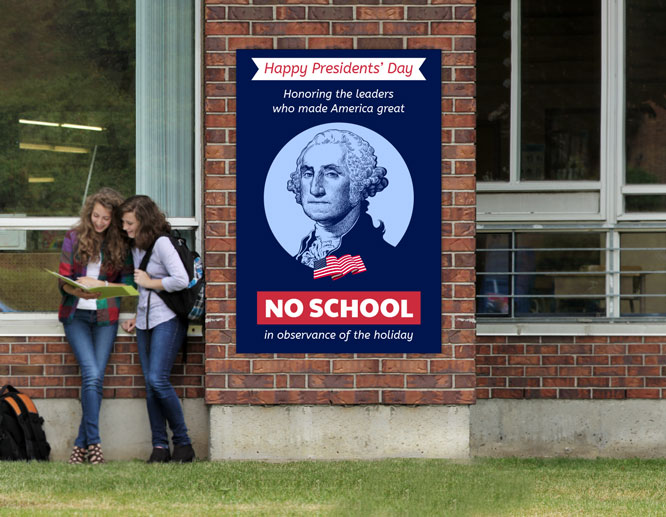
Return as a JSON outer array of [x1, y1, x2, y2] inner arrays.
[[478, 320, 666, 336], [0, 313, 203, 337]]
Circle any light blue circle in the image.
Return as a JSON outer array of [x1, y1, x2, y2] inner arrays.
[[264, 122, 414, 257]]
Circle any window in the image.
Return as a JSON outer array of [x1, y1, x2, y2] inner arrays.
[[0, 0, 200, 328], [477, 0, 666, 328]]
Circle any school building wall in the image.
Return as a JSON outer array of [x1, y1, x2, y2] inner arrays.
[[7, 0, 666, 461]]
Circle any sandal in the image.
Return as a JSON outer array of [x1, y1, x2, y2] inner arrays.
[[68, 445, 87, 464], [87, 443, 105, 464]]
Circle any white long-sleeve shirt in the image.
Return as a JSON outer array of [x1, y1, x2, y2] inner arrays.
[[132, 236, 189, 330]]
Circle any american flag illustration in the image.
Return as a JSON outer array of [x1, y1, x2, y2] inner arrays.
[[313, 254, 366, 280]]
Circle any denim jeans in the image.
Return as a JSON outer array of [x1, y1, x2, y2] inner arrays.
[[64, 309, 118, 448], [136, 317, 191, 448]]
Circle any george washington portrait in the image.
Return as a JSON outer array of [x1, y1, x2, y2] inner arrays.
[[286, 128, 396, 269]]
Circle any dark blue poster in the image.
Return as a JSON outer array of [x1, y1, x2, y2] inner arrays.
[[236, 50, 441, 353]]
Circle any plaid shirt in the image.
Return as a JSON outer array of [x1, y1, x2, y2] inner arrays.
[[58, 230, 135, 325]]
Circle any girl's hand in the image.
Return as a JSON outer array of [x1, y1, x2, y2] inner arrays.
[[75, 288, 101, 300], [133, 269, 151, 288], [121, 317, 136, 333], [76, 276, 105, 288]]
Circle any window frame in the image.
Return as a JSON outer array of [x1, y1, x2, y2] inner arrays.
[[0, 1, 203, 337], [477, 0, 666, 334]]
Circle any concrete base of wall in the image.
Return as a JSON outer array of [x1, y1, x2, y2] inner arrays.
[[471, 399, 666, 458], [37, 399, 209, 461], [209, 405, 470, 460]]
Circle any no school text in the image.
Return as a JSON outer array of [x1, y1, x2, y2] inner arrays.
[[273, 88, 405, 116]]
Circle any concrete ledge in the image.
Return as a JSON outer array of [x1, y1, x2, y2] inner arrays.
[[471, 399, 666, 458], [36, 399, 209, 461], [209, 405, 470, 460]]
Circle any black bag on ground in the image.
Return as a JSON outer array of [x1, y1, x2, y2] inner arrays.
[[0, 385, 51, 461], [139, 232, 205, 322]]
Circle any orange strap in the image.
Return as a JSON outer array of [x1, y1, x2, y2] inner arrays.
[[17, 394, 38, 414], [4, 396, 22, 416]]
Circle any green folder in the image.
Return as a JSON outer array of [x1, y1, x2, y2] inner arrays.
[[45, 269, 139, 299]]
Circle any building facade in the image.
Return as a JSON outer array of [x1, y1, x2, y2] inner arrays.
[[2, 0, 666, 459]]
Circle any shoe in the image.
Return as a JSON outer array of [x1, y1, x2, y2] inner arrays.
[[87, 443, 105, 464], [171, 444, 195, 463], [147, 447, 171, 463], [68, 445, 87, 464]]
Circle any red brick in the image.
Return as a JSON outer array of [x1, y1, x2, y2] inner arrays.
[[309, 38, 354, 49], [309, 6, 352, 20], [332, 360, 379, 373], [432, 22, 475, 36], [524, 389, 558, 399], [407, 6, 452, 20], [593, 389, 625, 400], [352, 374, 404, 389], [384, 22, 428, 35], [253, 359, 330, 373], [559, 389, 591, 399], [229, 375, 274, 388], [253, 22, 328, 35], [455, 6, 476, 20], [11, 365, 44, 375], [206, 22, 249, 35], [543, 378, 575, 388], [627, 389, 660, 399], [406, 375, 452, 389], [357, 7, 404, 20], [332, 22, 380, 35], [492, 389, 524, 399], [383, 360, 428, 373], [357, 38, 404, 50], [383, 390, 474, 405]]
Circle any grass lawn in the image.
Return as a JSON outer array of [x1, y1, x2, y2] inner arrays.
[[1, 458, 666, 516]]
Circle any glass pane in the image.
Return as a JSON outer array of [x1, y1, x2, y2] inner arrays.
[[0, 230, 64, 312], [625, 195, 666, 213], [521, 0, 601, 181], [0, 1, 135, 216], [478, 232, 606, 318], [477, 233, 511, 315], [515, 233, 605, 317], [625, 1, 666, 185], [477, 0, 511, 182], [620, 233, 666, 316]]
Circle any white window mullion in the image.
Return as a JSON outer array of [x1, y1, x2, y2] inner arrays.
[[509, 0, 521, 184]]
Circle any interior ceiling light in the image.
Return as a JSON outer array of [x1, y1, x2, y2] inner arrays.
[[19, 119, 104, 131], [19, 142, 90, 154]]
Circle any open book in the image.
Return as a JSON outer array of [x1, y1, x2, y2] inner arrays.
[[46, 270, 139, 299]]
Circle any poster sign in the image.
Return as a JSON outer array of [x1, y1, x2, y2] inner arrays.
[[237, 50, 441, 353]]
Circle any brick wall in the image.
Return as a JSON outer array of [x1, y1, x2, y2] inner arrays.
[[203, 0, 477, 405], [0, 336, 204, 399], [476, 336, 666, 400]]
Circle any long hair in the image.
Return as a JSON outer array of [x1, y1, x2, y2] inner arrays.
[[73, 187, 127, 271], [118, 195, 171, 250]]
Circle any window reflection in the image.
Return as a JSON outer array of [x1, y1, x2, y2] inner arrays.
[[0, 1, 135, 216], [625, 1, 666, 188], [521, 0, 601, 181]]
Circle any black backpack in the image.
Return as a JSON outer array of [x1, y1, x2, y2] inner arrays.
[[139, 233, 205, 323], [0, 385, 51, 461]]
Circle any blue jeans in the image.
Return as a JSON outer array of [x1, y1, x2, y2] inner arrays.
[[136, 317, 191, 448], [64, 309, 118, 448]]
